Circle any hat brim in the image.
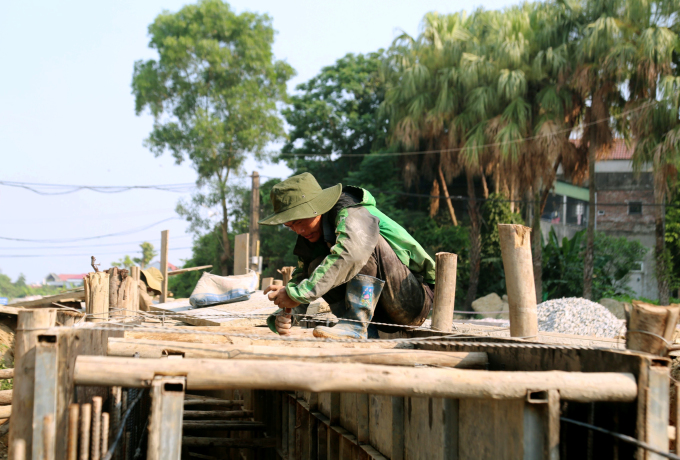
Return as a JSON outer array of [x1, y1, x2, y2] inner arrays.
[[141, 268, 162, 292], [259, 183, 342, 226]]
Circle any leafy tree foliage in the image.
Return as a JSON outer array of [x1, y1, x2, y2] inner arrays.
[[282, 52, 388, 182], [0, 271, 61, 301], [132, 0, 294, 275], [542, 228, 647, 300]]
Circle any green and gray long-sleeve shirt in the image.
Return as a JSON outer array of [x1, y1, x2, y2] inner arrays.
[[285, 186, 436, 305]]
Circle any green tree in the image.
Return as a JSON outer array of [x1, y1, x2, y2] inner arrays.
[[627, 0, 680, 305], [282, 52, 387, 183], [132, 0, 294, 275], [111, 255, 136, 269], [571, 0, 630, 299], [134, 242, 157, 269]]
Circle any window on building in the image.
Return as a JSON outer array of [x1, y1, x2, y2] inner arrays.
[[628, 202, 642, 215]]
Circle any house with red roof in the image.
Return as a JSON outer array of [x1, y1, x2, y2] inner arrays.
[[541, 139, 656, 299]]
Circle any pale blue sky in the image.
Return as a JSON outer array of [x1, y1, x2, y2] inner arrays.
[[0, 0, 513, 283]]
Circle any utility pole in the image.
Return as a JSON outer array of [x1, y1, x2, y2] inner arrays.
[[250, 171, 260, 272]]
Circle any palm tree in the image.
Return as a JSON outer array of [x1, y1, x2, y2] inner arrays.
[[572, 0, 629, 299], [381, 12, 478, 303], [628, 0, 680, 305]]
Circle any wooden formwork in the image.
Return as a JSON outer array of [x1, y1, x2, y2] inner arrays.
[[9, 315, 672, 460]]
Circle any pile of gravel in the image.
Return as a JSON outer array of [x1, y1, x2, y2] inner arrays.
[[537, 297, 625, 338]]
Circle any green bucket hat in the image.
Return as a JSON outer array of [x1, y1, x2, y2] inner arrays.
[[140, 266, 164, 292], [259, 173, 342, 226]]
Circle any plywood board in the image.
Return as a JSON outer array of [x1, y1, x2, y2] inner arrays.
[[233, 233, 249, 276]]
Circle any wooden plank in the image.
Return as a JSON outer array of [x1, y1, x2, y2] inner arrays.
[[167, 265, 213, 277], [233, 233, 249, 276], [369, 395, 392, 459], [160, 230, 169, 303], [10, 291, 85, 309], [458, 399, 524, 460], [403, 397, 446, 460], [391, 397, 404, 460], [9, 309, 56, 460]]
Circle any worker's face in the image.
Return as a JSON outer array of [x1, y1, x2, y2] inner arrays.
[[285, 216, 323, 243]]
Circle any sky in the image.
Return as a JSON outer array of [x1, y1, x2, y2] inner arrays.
[[0, 0, 514, 284]]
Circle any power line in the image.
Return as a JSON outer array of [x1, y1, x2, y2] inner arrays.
[[0, 181, 196, 195], [0, 235, 191, 251], [0, 217, 179, 243], [278, 101, 657, 158], [0, 246, 193, 258]]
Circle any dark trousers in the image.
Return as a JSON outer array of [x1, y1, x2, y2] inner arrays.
[[311, 236, 433, 332]]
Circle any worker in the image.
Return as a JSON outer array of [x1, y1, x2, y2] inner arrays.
[[260, 173, 435, 339], [138, 267, 164, 311]]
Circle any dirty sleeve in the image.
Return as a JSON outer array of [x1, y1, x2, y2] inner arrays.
[[285, 206, 380, 304]]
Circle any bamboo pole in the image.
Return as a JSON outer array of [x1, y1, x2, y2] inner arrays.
[[74, 356, 637, 403], [0, 390, 12, 405], [91, 397, 102, 460], [101, 413, 109, 458], [260, 277, 274, 290], [431, 253, 458, 332], [107, 338, 487, 368], [67, 404, 79, 460], [160, 230, 169, 303], [167, 265, 213, 276], [12, 439, 25, 460], [0, 369, 13, 379], [79, 403, 91, 460], [498, 224, 538, 338], [9, 309, 56, 460]]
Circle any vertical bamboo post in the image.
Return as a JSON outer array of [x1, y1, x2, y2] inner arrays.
[[8, 309, 56, 460], [67, 404, 79, 460], [431, 253, 458, 332], [101, 413, 109, 457], [130, 266, 141, 315], [79, 403, 92, 460], [91, 396, 102, 460], [498, 224, 538, 338], [12, 439, 25, 460], [160, 230, 169, 303], [250, 171, 260, 273]]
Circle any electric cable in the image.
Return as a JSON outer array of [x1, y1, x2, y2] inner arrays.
[[0, 217, 179, 243]]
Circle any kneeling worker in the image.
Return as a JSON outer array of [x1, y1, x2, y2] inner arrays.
[[260, 173, 435, 339]]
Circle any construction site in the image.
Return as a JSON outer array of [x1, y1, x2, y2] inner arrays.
[[0, 220, 675, 460]]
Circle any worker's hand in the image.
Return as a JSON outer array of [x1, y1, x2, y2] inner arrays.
[[264, 285, 300, 310], [275, 308, 292, 335]]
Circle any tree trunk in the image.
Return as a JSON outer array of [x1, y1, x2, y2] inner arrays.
[[654, 153, 670, 305], [218, 171, 232, 276], [464, 172, 481, 309], [437, 166, 458, 226], [533, 155, 563, 304], [532, 191, 543, 304], [583, 143, 597, 300], [480, 171, 489, 199], [493, 163, 500, 195]]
